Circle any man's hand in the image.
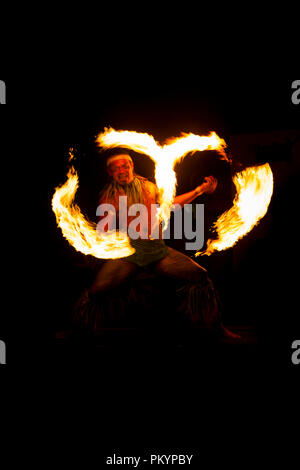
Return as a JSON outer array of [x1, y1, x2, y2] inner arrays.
[[173, 176, 218, 207], [195, 176, 218, 195]]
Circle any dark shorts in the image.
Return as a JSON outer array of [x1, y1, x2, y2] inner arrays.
[[124, 238, 169, 267]]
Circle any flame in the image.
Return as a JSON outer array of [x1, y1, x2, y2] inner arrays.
[[51, 161, 135, 259], [52, 130, 273, 261], [96, 127, 227, 226], [196, 163, 274, 256]]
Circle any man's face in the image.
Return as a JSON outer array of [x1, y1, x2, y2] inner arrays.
[[107, 156, 134, 185]]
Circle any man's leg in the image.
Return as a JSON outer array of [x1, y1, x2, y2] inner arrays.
[[72, 259, 138, 331], [88, 258, 138, 297], [154, 247, 221, 328], [154, 247, 207, 283], [154, 247, 240, 337]]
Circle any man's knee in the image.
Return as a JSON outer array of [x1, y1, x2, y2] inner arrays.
[[89, 266, 137, 296], [88, 259, 137, 296], [190, 265, 209, 283], [88, 279, 112, 296]]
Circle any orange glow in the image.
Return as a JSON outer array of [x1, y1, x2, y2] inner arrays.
[[51, 155, 135, 259], [52, 130, 273, 260], [96, 127, 228, 227], [196, 163, 274, 256]]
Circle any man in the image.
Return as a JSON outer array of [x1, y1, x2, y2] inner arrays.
[[73, 149, 238, 338]]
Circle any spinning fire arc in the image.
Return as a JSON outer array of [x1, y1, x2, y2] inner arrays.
[[52, 128, 274, 258]]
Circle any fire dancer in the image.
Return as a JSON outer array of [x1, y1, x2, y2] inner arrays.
[[73, 149, 238, 338]]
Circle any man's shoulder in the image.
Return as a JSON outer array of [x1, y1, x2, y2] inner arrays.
[[143, 179, 159, 196], [144, 179, 157, 190]]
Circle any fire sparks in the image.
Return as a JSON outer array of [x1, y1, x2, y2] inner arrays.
[[196, 163, 274, 256], [51, 160, 135, 259]]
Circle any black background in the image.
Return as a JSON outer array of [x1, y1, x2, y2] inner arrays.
[[53, 77, 299, 368], [1, 69, 299, 457], [1, 75, 300, 363]]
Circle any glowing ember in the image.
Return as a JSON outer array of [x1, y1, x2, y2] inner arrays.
[[51, 160, 135, 259], [196, 163, 274, 256]]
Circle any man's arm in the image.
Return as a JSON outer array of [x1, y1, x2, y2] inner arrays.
[[173, 176, 218, 208]]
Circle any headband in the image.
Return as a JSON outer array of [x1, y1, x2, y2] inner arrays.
[[106, 154, 133, 167]]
